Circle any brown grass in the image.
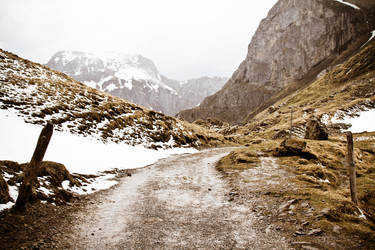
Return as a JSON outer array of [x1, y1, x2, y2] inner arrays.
[[0, 48, 232, 148], [217, 136, 375, 241]]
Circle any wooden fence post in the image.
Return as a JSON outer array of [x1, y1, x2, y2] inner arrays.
[[346, 131, 358, 205], [15, 123, 53, 209]]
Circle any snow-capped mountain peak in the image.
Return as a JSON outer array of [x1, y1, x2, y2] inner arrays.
[[46, 50, 228, 115], [47, 50, 173, 93]]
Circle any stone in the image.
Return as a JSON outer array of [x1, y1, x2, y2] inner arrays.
[[274, 138, 317, 159], [320, 207, 330, 216], [295, 231, 306, 236], [304, 118, 329, 140], [301, 221, 310, 227], [302, 246, 320, 250], [333, 225, 342, 233], [307, 228, 323, 236], [278, 199, 298, 213], [272, 130, 290, 140], [0, 174, 11, 204]]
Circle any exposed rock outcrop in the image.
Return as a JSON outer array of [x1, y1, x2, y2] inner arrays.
[[0, 175, 11, 204], [305, 118, 328, 140], [179, 0, 374, 124], [274, 138, 317, 159]]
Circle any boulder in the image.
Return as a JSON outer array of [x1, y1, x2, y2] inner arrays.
[[305, 119, 328, 140], [272, 129, 290, 139], [274, 138, 317, 160], [37, 161, 81, 187]]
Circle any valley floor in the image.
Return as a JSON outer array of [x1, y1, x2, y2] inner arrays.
[[0, 148, 372, 249]]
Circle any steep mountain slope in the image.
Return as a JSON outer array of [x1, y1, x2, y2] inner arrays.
[[46, 51, 227, 115], [179, 0, 374, 124], [0, 49, 226, 149], [237, 39, 375, 141]]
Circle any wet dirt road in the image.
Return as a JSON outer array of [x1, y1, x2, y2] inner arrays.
[[66, 148, 289, 249]]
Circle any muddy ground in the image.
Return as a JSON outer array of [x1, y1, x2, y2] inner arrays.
[[0, 148, 371, 249]]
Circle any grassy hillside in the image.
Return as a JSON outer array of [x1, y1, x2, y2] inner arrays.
[[0, 49, 228, 149], [217, 40, 375, 246]]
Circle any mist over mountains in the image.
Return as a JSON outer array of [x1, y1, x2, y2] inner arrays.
[[46, 51, 227, 116]]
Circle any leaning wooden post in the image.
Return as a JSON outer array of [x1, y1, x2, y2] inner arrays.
[[15, 123, 53, 209], [289, 107, 293, 138], [346, 131, 358, 205]]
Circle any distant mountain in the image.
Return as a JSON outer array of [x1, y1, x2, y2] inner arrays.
[[46, 51, 227, 115]]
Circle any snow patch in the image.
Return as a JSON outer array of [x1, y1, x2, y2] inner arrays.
[[361, 30, 375, 48], [0, 108, 197, 175], [8, 185, 19, 201], [37, 186, 54, 196], [62, 174, 118, 195], [124, 80, 133, 90], [334, 0, 360, 9], [318, 179, 330, 184], [332, 109, 375, 133], [358, 207, 367, 220], [0, 185, 19, 212], [0, 202, 14, 211]]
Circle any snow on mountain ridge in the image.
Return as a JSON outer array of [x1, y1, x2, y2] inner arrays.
[[48, 50, 175, 94], [47, 51, 228, 115]]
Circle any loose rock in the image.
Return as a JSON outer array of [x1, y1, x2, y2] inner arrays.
[[304, 118, 328, 140]]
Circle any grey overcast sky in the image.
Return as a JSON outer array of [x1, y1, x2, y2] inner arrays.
[[0, 0, 277, 80]]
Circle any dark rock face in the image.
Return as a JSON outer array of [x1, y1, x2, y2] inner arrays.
[[305, 119, 328, 140], [46, 51, 227, 116], [0, 175, 11, 204], [179, 0, 373, 124]]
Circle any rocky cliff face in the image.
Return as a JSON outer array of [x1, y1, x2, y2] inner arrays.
[[46, 51, 227, 115], [178, 0, 374, 124]]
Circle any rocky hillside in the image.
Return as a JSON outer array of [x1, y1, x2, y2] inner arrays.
[[235, 38, 375, 142], [0, 49, 226, 149], [46, 51, 227, 116], [179, 0, 375, 124], [215, 40, 375, 248]]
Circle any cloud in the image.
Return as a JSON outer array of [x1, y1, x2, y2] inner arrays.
[[0, 0, 277, 80]]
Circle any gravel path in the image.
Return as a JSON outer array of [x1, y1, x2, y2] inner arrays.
[[58, 148, 290, 249]]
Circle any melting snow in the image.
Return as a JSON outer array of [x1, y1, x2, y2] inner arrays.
[[124, 80, 133, 90], [0, 107, 197, 210], [361, 30, 375, 48], [358, 207, 367, 220], [37, 186, 54, 196], [0, 108, 197, 175], [0, 202, 14, 211], [333, 109, 375, 133], [0, 185, 19, 212], [8, 185, 19, 201], [62, 174, 118, 195], [334, 0, 360, 10]]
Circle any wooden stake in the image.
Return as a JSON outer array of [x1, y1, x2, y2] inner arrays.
[[346, 131, 358, 205], [290, 108, 293, 137], [15, 123, 53, 209], [291, 108, 293, 130]]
